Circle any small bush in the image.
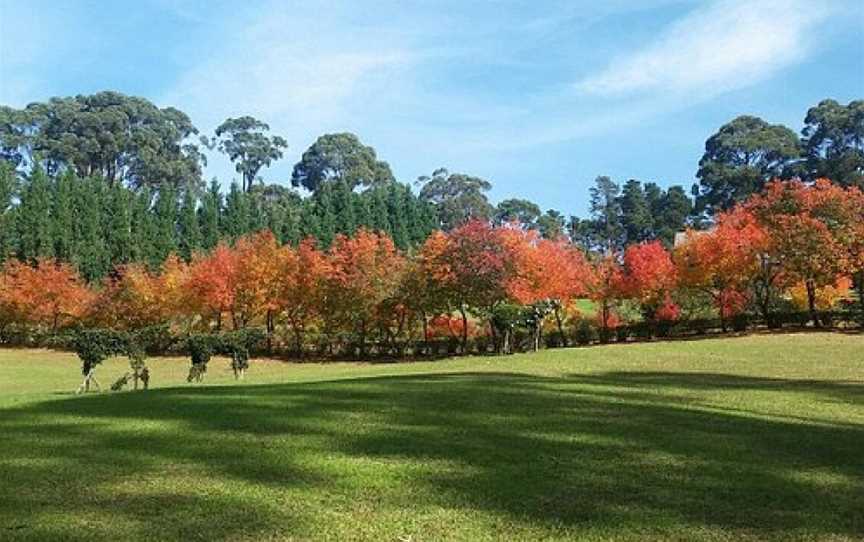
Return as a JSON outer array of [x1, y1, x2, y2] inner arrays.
[[574, 319, 597, 346]]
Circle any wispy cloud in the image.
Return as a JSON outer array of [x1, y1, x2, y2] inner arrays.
[[575, 0, 834, 98]]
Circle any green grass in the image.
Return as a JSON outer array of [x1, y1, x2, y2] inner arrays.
[[1, 333, 862, 541]]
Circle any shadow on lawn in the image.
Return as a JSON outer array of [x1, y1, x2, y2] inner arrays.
[[1, 371, 862, 540]]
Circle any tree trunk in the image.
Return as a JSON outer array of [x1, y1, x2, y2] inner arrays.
[[459, 306, 468, 354], [358, 320, 367, 359], [806, 279, 820, 328], [554, 307, 567, 347], [421, 312, 429, 357], [266, 310, 274, 353], [293, 327, 303, 358], [77, 369, 100, 394]]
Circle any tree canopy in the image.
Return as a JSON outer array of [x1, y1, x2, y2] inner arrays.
[[291, 133, 394, 192], [418, 168, 493, 231], [0, 91, 204, 189], [206, 116, 288, 192], [802, 99, 864, 189], [693, 115, 801, 217]]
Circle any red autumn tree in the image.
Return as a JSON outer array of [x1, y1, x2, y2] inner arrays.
[[619, 241, 678, 321], [421, 221, 515, 352], [674, 207, 769, 328], [588, 255, 621, 333]]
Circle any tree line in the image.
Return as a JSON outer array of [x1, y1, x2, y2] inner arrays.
[[1, 178, 862, 362], [2, 92, 861, 276]]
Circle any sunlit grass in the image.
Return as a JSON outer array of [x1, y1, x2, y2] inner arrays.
[[1, 332, 862, 541]]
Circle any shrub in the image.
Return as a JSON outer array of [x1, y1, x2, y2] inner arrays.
[[574, 319, 597, 346]]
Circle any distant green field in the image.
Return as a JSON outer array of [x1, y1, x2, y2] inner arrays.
[[1, 333, 862, 541]]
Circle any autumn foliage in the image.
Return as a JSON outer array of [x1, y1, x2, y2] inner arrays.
[[0, 179, 861, 354]]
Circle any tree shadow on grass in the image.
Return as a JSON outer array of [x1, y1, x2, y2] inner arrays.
[[1, 372, 862, 540]]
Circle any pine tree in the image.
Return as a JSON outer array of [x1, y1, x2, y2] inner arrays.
[[223, 182, 250, 240], [415, 198, 438, 244], [0, 162, 16, 264], [282, 204, 301, 246], [178, 189, 201, 261], [353, 192, 372, 231], [131, 187, 156, 265], [51, 171, 75, 261], [199, 179, 222, 250], [312, 183, 337, 247], [367, 186, 390, 235], [332, 180, 356, 236], [299, 199, 322, 244], [104, 183, 134, 267], [73, 176, 110, 281], [152, 182, 178, 265], [248, 191, 266, 234], [618, 179, 652, 245], [387, 184, 410, 249], [16, 165, 53, 263]]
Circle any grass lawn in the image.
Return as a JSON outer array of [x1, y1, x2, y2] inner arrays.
[[1, 333, 862, 541]]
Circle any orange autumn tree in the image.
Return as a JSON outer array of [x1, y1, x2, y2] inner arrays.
[[675, 207, 769, 329], [322, 229, 406, 357], [276, 239, 330, 355], [232, 231, 283, 336], [789, 276, 853, 312], [0, 258, 92, 331], [87, 256, 189, 331], [185, 242, 237, 331], [746, 179, 863, 326], [504, 228, 593, 346]]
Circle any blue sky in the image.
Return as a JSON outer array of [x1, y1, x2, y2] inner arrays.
[[1, 0, 862, 215]]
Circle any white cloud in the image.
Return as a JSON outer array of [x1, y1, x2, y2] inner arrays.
[[575, 0, 833, 97], [159, 1, 423, 184]]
